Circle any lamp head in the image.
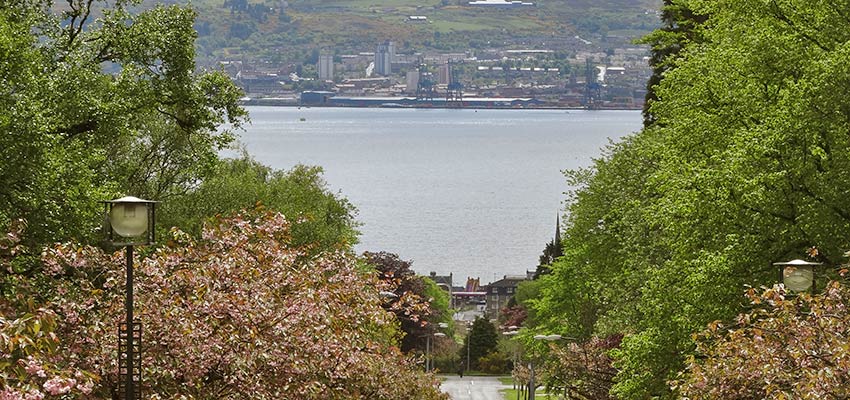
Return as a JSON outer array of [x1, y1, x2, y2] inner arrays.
[[774, 259, 821, 292], [102, 196, 157, 246]]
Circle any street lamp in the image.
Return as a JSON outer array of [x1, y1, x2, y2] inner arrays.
[[502, 330, 520, 400], [102, 196, 157, 400], [426, 332, 446, 372], [422, 324, 447, 373], [774, 259, 822, 293], [465, 321, 472, 374], [529, 334, 573, 399]]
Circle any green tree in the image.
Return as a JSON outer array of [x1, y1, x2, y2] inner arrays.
[[0, 1, 246, 249], [528, 0, 850, 398], [460, 317, 498, 370], [161, 154, 358, 253], [364, 251, 451, 353], [639, 0, 706, 126], [533, 216, 563, 279]]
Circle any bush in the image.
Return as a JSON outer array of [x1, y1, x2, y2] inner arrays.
[[478, 351, 512, 374], [433, 353, 461, 374]]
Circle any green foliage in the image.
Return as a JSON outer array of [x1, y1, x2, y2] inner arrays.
[[477, 350, 511, 374], [460, 317, 499, 370], [639, 0, 707, 126], [422, 276, 453, 330], [0, 1, 246, 249], [501, 280, 538, 328], [161, 154, 358, 253], [432, 351, 461, 374], [525, 0, 850, 398]]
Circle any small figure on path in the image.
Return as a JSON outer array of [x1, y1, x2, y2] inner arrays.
[[458, 361, 465, 378]]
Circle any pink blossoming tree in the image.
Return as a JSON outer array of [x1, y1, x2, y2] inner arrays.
[[8, 212, 446, 399], [677, 282, 850, 399], [0, 221, 97, 399]]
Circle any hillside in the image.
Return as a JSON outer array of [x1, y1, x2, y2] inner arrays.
[[159, 0, 661, 65]]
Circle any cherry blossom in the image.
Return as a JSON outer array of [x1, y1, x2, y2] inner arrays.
[[39, 211, 447, 399], [677, 282, 850, 399]]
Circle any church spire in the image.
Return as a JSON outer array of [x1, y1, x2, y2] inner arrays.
[[555, 214, 561, 244], [554, 213, 563, 258]]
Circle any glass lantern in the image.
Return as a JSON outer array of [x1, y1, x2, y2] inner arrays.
[[774, 259, 821, 292], [101, 196, 157, 246]]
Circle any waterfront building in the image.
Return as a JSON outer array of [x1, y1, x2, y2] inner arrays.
[[318, 54, 334, 81], [406, 70, 420, 94], [437, 63, 452, 85], [375, 41, 395, 76]]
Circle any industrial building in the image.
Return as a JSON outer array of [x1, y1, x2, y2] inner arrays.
[[317, 54, 334, 81], [374, 41, 395, 76]]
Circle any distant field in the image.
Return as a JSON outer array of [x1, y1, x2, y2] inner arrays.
[[139, 0, 661, 59], [318, 0, 440, 8]]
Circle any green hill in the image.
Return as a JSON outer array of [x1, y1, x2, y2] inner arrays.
[[164, 0, 660, 64]]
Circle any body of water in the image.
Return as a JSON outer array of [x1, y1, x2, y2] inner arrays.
[[234, 107, 641, 284]]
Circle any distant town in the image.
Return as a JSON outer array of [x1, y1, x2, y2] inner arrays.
[[428, 271, 532, 323], [226, 40, 653, 109]]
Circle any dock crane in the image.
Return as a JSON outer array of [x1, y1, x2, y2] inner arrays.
[[446, 60, 464, 107], [583, 58, 601, 109], [416, 64, 436, 102]]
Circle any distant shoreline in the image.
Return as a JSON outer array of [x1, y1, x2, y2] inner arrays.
[[239, 98, 643, 111]]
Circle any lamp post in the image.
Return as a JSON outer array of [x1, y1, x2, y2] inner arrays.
[[102, 196, 157, 400], [529, 334, 572, 399], [423, 323, 449, 373], [426, 332, 446, 372], [502, 329, 520, 400], [774, 259, 822, 293], [465, 321, 472, 374]]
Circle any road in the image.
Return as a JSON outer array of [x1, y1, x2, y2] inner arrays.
[[440, 375, 512, 400]]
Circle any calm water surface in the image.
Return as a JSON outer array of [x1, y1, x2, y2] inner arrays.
[[234, 107, 641, 283]]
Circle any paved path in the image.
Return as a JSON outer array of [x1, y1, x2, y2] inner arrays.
[[440, 375, 512, 400]]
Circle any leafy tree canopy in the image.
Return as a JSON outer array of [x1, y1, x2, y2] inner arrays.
[[161, 154, 359, 254], [460, 317, 499, 370], [678, 281, 850, 399], [2, 212, 447, 399], [526, 0, 850, 397], [0, 0, 247, 249], [363, 251, 451, 353]]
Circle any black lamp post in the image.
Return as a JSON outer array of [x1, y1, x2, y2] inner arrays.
[[529, 334, 573, 399], [501, 329, 520, 400], [102, 196, 157, 400], [774, 259, 822, 293]]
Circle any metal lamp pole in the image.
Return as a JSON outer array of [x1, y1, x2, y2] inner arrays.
[[102, 197, 156, 400], [530, 334, 573, 399], [466, 335, 471, 373], [426, 335, 431, 372], [124, 244, 134, 400], [502, 329, 520, 400], [423, 330, 446, 372]]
